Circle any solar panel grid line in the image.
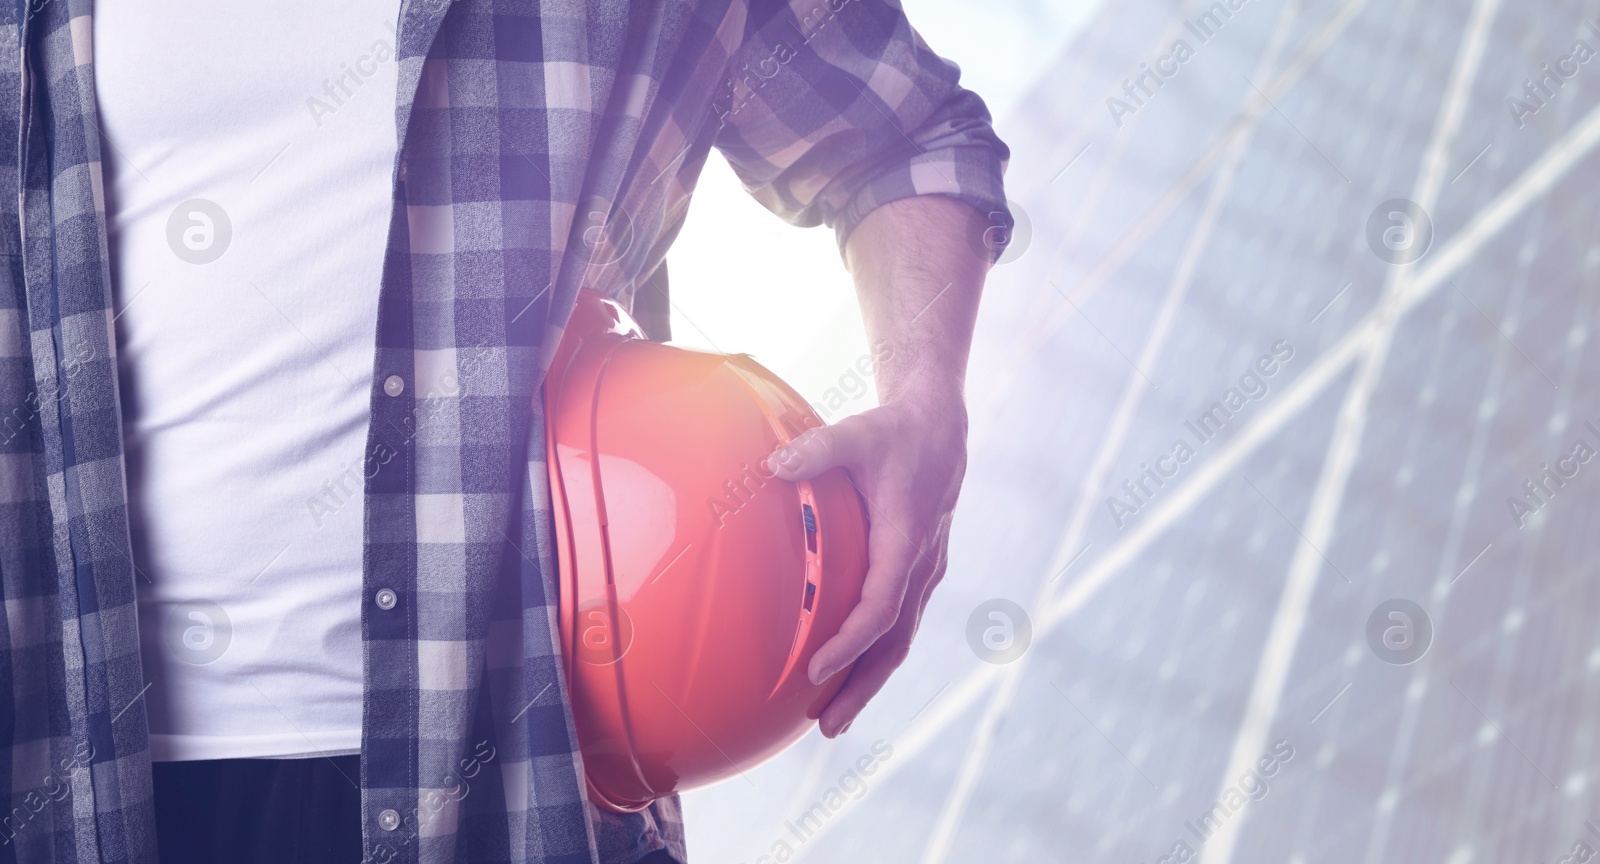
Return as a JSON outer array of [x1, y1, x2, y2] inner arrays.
[[1550, 554, 1600, 853], [1275, 300, 1477, 860], [923, 466, 1304, 859], [1013, 0, 1127, 166], [1286, 679, 1360, 860], [1334, 298, 1490, 846], [1025, 613, 1188, 859], [1121, 532, 1287, 861], [1440, 675, 1536, 864], [1294, 679, 1427, 859], [1050, 563, 1207, 858], [908, 636, 1017, 857], [1014, 437, 1334, 860], [1078, 646, 1190, 855], [1377, 178, 1600, 860], [915, 5, 1309, 859], [1521, 82, 1600, 270], [784, 666, 1004, 862], [1124, 487, 1311, 861], [1488, 11, 1598, 185], [913, 661, 1026, 863], [1350, 300, 1536, 851], [1343, 388, 1454, 579], [1014, 0, 1138, 232], [1026, 2, 1213, 330], [772, 733, 841, 855], [1451, 289, 1584, 862], [1505, 11, 1600, 143], [1110, 554, 1243, 783], [1228, 3, 1516, 857], [1366, 185, 1548, 864], [1508, 592, 1581, 790], [1356, 684, 1465, 857], [1448, 619, 1553, 855]]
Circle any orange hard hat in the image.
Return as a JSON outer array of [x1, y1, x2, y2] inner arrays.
[[543, 289, 870, 813]]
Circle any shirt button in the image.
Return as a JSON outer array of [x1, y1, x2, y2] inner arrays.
[[374, 588, 398, 610], [383, 375, 405, 397], [397, 159, 408, 182], [378, 808, 401, 831]]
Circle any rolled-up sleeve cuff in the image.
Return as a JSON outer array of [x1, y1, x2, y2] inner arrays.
[[833, 140, 1013, 262]]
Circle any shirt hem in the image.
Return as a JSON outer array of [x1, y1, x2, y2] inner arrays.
[[149, 730, 363, 762]]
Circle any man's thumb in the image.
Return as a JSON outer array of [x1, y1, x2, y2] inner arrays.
[[766, 423, 853, 481]]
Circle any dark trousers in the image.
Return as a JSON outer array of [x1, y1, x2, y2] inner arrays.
[[151, 757, 682, 863], [152, 756, 364, 864]]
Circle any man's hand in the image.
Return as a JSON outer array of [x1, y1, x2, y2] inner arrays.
[[765, 194, 996, 738], [766, 388, 966, 738]]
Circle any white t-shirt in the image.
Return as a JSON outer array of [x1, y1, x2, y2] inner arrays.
[[97, 0, 401, 760]]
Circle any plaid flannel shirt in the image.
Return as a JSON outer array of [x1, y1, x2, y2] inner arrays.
[[0, 0, 1009, 861]]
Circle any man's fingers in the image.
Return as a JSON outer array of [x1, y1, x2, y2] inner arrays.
[[766, 418, 862, 482], [818, 630, 912, 737], [816, 529, 947, 735], [807, 524, 917, 684]]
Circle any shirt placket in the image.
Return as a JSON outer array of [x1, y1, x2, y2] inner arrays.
[[358, 3, 453, 861]]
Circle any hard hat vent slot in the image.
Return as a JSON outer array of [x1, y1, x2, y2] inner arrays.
[[802, 504, 817, 552], [803, 581, 816, 612]]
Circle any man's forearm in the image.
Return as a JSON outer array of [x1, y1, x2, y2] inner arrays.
[[842, 195, 992, 408], [773, 194, 997, 729]]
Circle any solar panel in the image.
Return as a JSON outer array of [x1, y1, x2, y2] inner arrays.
[[684, 1, 1600, 861]]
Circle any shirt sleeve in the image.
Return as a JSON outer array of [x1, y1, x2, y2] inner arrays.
[[711, 0, 1013, 259]]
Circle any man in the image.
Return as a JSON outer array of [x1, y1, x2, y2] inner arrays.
[[0, 0, 1010, 862]]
